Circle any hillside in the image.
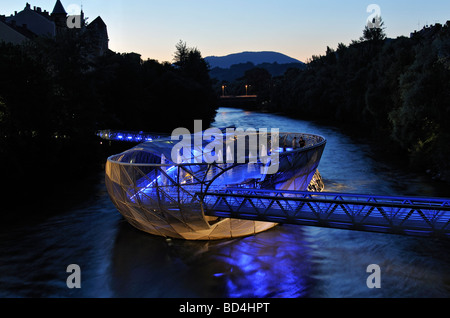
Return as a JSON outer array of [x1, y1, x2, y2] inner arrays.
[[206, 51, 305, 82], [205, 51, 303, 69], [209, 61, 305, 82]]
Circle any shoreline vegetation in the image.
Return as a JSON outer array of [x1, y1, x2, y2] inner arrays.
[[0, 36, 217, 205], [217, 20, 450, 182]]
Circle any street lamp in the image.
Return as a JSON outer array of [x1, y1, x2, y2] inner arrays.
[[222, 85, 226, 97]]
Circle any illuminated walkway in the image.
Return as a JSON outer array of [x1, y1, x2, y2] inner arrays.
[[97, 129, 168, 142], [197, 188, 450, 238]]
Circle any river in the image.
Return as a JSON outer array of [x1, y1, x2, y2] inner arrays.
[[1, 107, 449, 298]]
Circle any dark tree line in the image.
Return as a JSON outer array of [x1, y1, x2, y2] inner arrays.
[[232, 20, 450, 180], [211, 61, 305, 84], [0, 33, 217, 202]]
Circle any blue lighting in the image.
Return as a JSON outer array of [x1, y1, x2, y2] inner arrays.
[[278, 147, 294, 152], [213, 272, 226, 277], [97, 130, 168, 143], [129, 165, 178, 202]]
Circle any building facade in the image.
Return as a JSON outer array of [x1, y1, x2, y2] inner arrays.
[[0, 1, 108, 57]]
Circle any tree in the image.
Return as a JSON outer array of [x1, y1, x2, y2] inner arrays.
[[361, 17, 386, 42], [173, 40, 189, 68], [0, 97, 8, 132], [173, 40, 210, 84], [242, 67, 272, 101]]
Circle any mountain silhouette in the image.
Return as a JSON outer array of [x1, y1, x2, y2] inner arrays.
[[205, 51, 305, 82], [205, 51, 303, 69]]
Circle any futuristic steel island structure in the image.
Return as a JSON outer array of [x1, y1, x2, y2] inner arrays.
[[104, 129, 326, 240]]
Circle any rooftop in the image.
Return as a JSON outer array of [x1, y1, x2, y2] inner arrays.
[[51, 0, 66, 15]]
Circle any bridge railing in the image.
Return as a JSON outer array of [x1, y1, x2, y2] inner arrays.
[[197, 188, 450, 238]]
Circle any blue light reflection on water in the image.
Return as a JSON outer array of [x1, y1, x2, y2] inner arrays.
[[215, 229, 314, 298], [107, 220, 317, 298], [1, 107, 450, 298]]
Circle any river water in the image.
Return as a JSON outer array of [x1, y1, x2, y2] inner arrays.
[[1, 107, 450, 298]]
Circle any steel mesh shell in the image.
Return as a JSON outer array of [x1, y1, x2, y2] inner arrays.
[[105, 132, 326, 240]]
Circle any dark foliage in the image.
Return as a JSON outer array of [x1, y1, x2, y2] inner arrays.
[[0, 35, 217, 202], [268, 22, 450, 179]]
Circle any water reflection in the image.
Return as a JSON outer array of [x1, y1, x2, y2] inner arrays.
[[110, 222, 315, 298]]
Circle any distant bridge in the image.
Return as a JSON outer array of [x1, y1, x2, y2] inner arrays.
[[218, 95, 259, 108]]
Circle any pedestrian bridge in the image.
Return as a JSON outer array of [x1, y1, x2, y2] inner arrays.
[[197, 188, 450, 238], [101, 128, 450, 240]]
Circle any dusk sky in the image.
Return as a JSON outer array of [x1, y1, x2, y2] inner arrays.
[[2, 0, 450, 63]]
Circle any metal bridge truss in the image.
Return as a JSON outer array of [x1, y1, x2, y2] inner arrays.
[[197, 188, 450, 238]]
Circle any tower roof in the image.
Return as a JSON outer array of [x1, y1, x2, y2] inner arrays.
[[52, 0, 66, 15]]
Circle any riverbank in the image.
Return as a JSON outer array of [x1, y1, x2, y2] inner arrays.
[[0, 39, 218, 218], [243, 105, 450, 185]]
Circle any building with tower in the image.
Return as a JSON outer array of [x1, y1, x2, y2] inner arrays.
[[0, 1, 109, 57], [51, 0, 69, 30]]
